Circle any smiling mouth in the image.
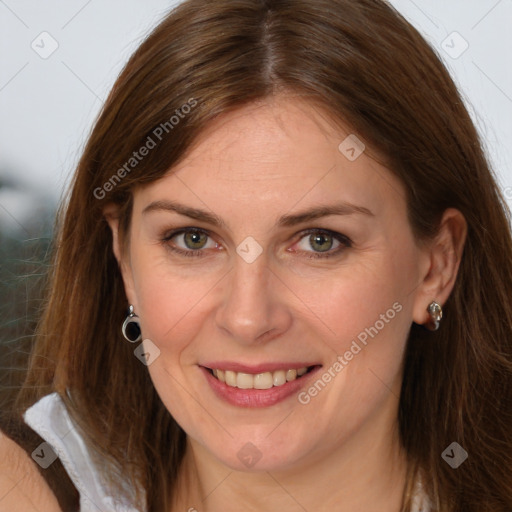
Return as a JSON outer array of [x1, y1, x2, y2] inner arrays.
[[205, 366, 318, 390]]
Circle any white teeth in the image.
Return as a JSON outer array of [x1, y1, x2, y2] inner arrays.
[[211, 367, 310, 389], [254, 372, 273, 390], [225, 370, 237, 387], [236, 372, 254, 389], [286, 369, 297, 381], [273, 370, 286, 387]]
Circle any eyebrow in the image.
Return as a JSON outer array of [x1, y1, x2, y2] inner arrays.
[[142, 199, 374, 228]]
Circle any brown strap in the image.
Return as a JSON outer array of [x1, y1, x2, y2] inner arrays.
[[0, 412, 80, 512]]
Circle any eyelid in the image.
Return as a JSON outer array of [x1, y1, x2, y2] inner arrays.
[[288, 228, 352, 259], [162, 226, 210, 242], [162, 227, 221, 251], [161, 226, 352, 258], [292, 228, 352, 246]]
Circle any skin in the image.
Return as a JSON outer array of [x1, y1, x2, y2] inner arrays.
[[0, 432, 61, 512], [106, 94, 467, 511]]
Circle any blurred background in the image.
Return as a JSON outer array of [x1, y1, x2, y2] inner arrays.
[[1, 0, 511, 412]]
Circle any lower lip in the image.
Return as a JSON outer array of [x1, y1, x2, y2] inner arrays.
[[200, 366, 321, 408]]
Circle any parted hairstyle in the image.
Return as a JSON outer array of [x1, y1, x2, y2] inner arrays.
[[13, 0, 512, 510]]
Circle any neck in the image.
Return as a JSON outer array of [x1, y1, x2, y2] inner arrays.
[[172, 397, 408, 512]]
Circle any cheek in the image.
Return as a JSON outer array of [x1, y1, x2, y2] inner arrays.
[[317, 249, 415, 404], [302, 254, 412, 352], [295, 248, 415, 410], [134, 268, 213, 347], [129, 246, 229, 370]]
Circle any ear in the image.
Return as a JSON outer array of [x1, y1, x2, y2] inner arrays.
[[412, 208, 468, 327], [103, 203, 137, 306]]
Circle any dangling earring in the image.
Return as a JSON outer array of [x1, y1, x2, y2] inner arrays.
[[122, 304, 142, 342], [425, 300, 443, 331]]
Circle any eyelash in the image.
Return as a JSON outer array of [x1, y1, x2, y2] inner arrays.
[[161, 227, 352, 260]]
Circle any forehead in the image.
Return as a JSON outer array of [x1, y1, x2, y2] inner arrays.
[[133, 95, 406, 224]]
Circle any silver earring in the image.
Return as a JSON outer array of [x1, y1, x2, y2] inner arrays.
[[426, 300, 443, 331], [122, 304, 142, 342]]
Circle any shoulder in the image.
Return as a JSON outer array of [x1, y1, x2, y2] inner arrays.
[[0, 430, 61, 512]]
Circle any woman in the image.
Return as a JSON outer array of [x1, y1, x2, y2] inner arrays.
[[1, 0, 511, 511]]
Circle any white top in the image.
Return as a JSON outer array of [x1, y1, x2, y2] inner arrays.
[[23, 393, 431, 512], [24, 393, 142, 512]]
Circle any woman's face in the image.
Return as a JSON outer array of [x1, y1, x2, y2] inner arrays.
[[115, 95, 432, 472]]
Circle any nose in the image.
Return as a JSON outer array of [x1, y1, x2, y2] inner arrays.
[[214, 253, 293, 345]]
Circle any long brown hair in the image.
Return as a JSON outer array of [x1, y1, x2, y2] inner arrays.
[[14, 0, 512, 510]]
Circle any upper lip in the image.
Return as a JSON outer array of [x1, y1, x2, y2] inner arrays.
[[201, 362, 321, 373]]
